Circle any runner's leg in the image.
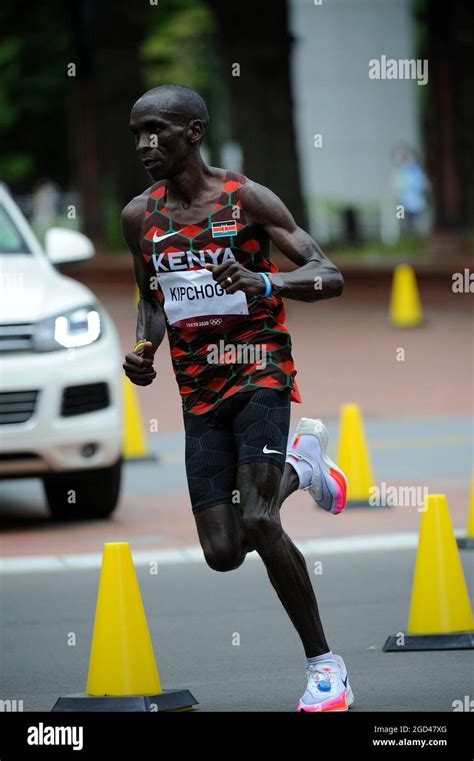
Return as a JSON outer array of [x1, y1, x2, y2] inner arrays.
[[194, 503, 249, 571], [278, 463, 299, 507], [184, 401, 249, 571], [231, 388, 329, 656], [237, 461, 329, 656]]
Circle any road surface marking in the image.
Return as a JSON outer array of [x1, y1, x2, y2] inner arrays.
[[0, 531, 465, 575]]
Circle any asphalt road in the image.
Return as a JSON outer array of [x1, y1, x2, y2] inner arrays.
[[1, 548, 473, 712]]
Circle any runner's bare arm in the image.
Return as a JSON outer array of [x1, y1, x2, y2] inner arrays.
[[121, 194, 166, 351], [121, 194, 166, 386], [207, 181, 344, 302]]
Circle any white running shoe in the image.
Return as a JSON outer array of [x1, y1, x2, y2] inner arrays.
[[334, 653, 355, 707], [297, 654, 354, 713], [286, 418, 348, 515]]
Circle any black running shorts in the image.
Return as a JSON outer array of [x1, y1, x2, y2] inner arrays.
[[183, 387, 291, 513]]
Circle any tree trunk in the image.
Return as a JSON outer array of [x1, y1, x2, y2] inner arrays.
[[69, 0, 148, 245], [422, 0, 473, 253], [206, 0, 308, 230]]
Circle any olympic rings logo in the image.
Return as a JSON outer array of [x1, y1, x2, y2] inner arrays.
[[209, 318, 222, 326]]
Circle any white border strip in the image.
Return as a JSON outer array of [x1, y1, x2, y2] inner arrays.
[[0, 531, 456, 575]]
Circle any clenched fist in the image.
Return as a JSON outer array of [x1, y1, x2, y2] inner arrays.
[[123, 340, 157, 386]]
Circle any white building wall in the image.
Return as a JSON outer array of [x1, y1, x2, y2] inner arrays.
[[289, 0, 422, 240]]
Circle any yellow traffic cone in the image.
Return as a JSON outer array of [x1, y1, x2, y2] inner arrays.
[[389, 263, 423, 327], [457, 471, 474, 550], [87, 542, 161, 696], [384, 494, 474, 651], [336, 403, 379, 507], [122, 376, 154, 461], [52, 543, 197, 711]]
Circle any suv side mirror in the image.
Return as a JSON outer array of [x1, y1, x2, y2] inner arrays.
[[45, 227, 95, 265]]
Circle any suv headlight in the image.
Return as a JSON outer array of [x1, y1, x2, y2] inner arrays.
[[33, 305, 102, 351]]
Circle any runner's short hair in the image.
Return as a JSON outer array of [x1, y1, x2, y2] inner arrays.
[[140, 84, 209, 131]]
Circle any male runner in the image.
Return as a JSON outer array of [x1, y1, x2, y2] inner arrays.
[[122, 84, 353, 712]]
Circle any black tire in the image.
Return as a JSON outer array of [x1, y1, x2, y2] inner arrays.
[[43, 458, 122, 521]]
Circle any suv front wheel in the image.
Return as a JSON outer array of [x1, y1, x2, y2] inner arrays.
[[43, 458, 122, 521]]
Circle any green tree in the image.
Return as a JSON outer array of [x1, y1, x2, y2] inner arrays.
[[0, 2, 72, 189]]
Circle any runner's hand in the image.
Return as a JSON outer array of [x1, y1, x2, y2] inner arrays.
[[123, 340, 157, 386], [204, 262, 266, 297]]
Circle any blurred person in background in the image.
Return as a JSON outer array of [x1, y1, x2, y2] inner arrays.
[[391, 146, 430, 235]]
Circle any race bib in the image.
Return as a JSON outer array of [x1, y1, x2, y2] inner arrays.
[[159, 268, 249, 330]]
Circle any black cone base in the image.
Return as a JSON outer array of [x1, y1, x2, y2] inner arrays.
[[383, 631, 474, 652], [457, 536, 474, 550], [52, 689, 197, 712]]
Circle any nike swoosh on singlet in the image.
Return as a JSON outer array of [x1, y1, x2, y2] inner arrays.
[[263, 445, 283, 455], [152, 230, 185, 243]]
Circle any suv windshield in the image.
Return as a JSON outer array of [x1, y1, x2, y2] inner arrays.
[[0, 204, 31, 254]]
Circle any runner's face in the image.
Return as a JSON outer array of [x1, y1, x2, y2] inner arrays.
[[130, 101, 194, 180]]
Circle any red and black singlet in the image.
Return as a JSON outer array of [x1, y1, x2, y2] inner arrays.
[[141, 170, 301, 414]]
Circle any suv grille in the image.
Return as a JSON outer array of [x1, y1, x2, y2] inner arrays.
[[0, 324, 34, 352], [0, 390, 38, 424]]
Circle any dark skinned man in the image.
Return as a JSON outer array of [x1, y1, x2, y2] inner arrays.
[[122, 84, 353, 712]]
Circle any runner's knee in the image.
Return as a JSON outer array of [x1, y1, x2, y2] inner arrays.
[[202, 541, 246, 572], [238, 462, 282, 506], [241, 508, 283, 545]]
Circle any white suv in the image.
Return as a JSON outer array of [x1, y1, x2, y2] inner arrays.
[[0, 184, 123, 519]]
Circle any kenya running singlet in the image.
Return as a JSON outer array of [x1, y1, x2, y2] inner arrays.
[[141, 170, 301, 414]]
